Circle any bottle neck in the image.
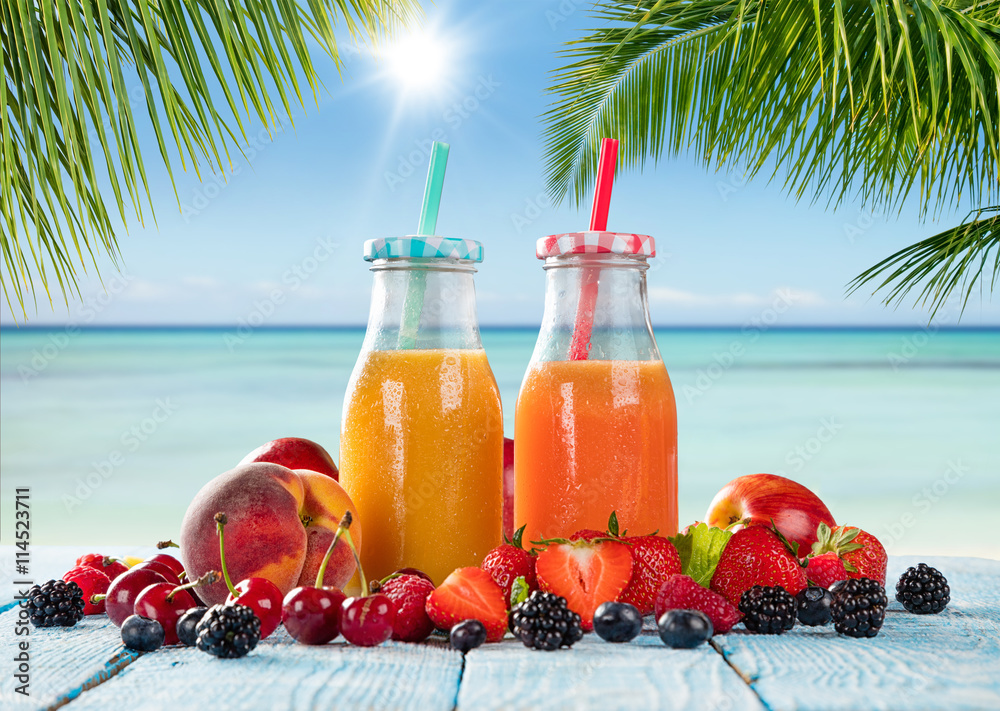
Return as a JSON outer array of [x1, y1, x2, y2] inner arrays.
[[532, 253, 661, 362], [362, 258, 484, 351]]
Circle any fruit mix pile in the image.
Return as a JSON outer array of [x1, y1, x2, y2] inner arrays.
[[27, 442, 953, 657]]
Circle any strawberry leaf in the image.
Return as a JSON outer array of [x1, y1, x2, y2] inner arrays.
[[510, 575, 529, 608], [769, 519, 801, 558], [668, 523, 732, 587], [607, 511, 620, 537], [511, 524, 527, 550]]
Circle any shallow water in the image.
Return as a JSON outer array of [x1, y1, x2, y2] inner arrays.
[[1, 326, 997, 558]]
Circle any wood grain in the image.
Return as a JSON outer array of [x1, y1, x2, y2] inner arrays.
[[713, 555, 1000, 711], [65, 628, 463, 711], [458, 632, 765, 711]]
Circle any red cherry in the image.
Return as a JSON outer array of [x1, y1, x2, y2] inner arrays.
[[134, 583, 196, 646], [340, 594, 396, 647], [131, 560, 181, 583], [106, 568, 170, 627], [226, 578, 283, 639], [282, 587, 346, 645], [147, 554, 186, 580]]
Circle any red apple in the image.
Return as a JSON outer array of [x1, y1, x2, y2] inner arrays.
[[502, 437, 514, 541], [239, 437, 339, 480], [179, 463, 361, 605], [704, 473, 835, 553]]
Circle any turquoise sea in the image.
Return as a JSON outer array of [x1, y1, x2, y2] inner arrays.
[[1, 326, 998, 558]]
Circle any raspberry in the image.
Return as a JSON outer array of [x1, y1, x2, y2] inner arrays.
[[654, 574, 742, 634], [378, 574, 436, 643], [63, 565, 111, 615]]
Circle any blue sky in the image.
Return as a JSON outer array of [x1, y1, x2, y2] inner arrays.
[[4, 0, 998, 327]]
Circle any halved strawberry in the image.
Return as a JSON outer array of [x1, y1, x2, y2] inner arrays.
[[534, 539, 633, 631], [425, 567, 507, 642]]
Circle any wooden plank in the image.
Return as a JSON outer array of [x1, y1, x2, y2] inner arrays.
[[66, 628, 463, 711], [714, 556, 1000, 711], [457, 632, 765, 711], [0, 611, 142, 710]]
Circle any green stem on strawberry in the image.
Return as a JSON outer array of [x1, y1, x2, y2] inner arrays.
[[314, 511, 352, 588], [166, 570, 220, 602], [214, 512, 241, 599], [157, 540, 180, 549]]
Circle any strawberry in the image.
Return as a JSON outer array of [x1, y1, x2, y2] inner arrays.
[[534, 538, 633, 631], [63, 565, 111, 615], [569, 529, 607, 542], [425, 567, 507, 642], [654, 574, 742, 634], [481, 525, 537, 604], [75, 554, 128, 582], [617, 535, 682, 615], [810, 523, 887, 586], [709, 525, 807, 606], [804, 551, 847, 588], [378, 574, 436, 643]]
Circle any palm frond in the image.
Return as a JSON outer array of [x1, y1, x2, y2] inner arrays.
[[542, 0, 1000, 316], [2, 0, 419, 320], [848, 207, 999, 318]]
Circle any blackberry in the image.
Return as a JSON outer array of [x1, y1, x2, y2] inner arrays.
[[195, 604, 261, 658], [26, 579, 85, 627], [831, 577, 887, 638], [738, 585, 796, 634], [795, 586, 834, 626], [895, 563, 950, 615], [510, 591, 584, 651]]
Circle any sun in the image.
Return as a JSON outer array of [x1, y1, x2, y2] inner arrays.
[[381, 31, 452, 95]]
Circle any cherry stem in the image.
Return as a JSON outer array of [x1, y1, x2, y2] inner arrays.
[[215, 512, 240, 598], [157, 540, 179, 549], [92, 594, 106, 603], [166, 570, 220, 602], [339, 525, 366, 597], [314, 511, 352, 588]]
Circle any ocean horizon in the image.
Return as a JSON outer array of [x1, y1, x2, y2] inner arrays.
[[2, 325, 998, 559]]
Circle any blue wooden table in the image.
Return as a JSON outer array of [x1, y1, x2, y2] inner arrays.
[[2, 548, 998, 710]]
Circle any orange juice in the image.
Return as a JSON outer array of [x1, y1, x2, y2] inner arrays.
[[339, 348, 503, 585], [514, 358, 677, 543]]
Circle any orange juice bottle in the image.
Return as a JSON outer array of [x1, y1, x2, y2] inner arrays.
[[514, 232, 677, 543], [340, 237, 503, 585]]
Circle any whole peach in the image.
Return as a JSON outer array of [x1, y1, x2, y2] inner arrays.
[[239, 437, 339, 480], [179, 463, 361, 605]]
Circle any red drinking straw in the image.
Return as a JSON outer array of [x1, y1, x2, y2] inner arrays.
[[569, 138, 619, 361]]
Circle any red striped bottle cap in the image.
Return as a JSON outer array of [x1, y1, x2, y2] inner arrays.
[[536, 231, 655, 259]]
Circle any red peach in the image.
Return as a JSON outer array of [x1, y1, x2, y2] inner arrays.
[[239, 437, 339, 480]]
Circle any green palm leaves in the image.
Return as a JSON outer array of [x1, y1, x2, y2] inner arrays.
[[2, 0, 417, 319], [543, 0, 1000, 317]]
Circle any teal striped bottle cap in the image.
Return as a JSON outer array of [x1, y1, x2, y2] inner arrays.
[[363, 236, 484, 262]]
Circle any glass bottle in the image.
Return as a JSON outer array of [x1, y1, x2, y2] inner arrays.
[[514, 231, 678, 542], [340, 236, 503, 586]]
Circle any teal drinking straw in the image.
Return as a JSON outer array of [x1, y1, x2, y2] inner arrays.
[[398, 141, 450, 349]]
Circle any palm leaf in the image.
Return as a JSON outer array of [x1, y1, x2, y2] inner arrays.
[[2, 0, 419, 320], [542, 0, 1000, 317]]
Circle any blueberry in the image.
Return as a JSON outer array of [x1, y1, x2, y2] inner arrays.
[[121, 614, 165, 652], [795, 586, 834, 626], [176, 606, 209, 646], [657, 609, 713, 649], [592, 601, 642, 643], [450, 619, 487, 652]]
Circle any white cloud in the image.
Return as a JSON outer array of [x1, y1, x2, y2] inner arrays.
[[648, 286, 826, 308]]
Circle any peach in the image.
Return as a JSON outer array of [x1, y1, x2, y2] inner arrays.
[[239, 437, 339, 480], [179, 462, 361, 605]]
